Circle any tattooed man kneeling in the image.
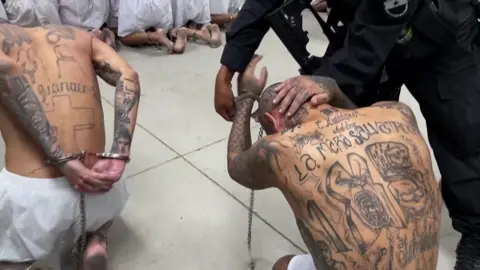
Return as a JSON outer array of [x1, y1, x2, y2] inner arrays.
[[0, 23, 140, 269], [227, 55, 441, 270]]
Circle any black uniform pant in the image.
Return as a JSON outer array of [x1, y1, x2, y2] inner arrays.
[[405, 62, 480, 234]]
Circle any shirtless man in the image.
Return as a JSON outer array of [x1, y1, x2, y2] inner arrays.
[[227, 55, 441, 270], [0, 22, 139, 269]]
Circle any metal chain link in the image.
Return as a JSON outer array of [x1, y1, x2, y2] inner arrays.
[[247, 127, 264, 270], [71, 193, 87, 270]]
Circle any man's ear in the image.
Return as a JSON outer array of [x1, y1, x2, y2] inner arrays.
[[264, 112, 281, 133]]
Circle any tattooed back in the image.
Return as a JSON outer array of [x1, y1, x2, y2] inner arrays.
[[267, 103, 441, 269], [0, 24, 105, 178]]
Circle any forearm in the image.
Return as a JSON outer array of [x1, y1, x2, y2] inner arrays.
[[227, 98, 254, 155], [0, 71, 64, 159], [111, 71, 140, 156], [310, 75, 357, 109], [227, 97, 257, 188]]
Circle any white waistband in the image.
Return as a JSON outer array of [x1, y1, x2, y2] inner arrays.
[[0, 168, 71, 190]]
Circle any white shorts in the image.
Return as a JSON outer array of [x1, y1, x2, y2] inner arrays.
[[288, 254, 316, 270], [0, 168, 129, 268], [117, 0, 173, 37]]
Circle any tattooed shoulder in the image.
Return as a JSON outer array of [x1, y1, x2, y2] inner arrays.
[[371, 101, 418, 128], [229, 137, 286, 188]]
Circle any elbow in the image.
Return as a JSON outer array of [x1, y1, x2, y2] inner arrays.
[[227, 159, 237, 180], [123, 67, 139, 82]]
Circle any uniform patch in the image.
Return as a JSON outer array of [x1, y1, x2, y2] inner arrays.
[[384, 0, 409, 18]]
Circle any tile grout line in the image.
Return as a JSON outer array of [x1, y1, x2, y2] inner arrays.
[[181, 156, 307, 253], [125, 156, 183, 179], [102, 97, 305, 252]]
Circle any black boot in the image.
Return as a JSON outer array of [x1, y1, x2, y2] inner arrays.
[[455, 233, 480, 269]]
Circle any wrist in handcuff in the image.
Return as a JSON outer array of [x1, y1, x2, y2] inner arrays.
[[45, 151, 131, 166]]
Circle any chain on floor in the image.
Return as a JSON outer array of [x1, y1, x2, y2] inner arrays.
[[71, 193, 87, 270], [247, 127, 264, 270], [68, 129, 263, 270]]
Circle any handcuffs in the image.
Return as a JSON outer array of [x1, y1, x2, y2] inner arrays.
[[45, 151, 130, 166]]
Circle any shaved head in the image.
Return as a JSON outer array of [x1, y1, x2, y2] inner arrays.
[[258, 82, 281, 117], [257, 83, 287, 134]]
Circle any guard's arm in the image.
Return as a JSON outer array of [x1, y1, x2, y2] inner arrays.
[[220, 0, 283, 73], [314, 0, 415, 87], [227, 97, 280, 190], [92, 37, 140, 156]]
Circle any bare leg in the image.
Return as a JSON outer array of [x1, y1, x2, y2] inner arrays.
[[186, 25, 211, 44], [170, 27, 188, 54], [82, 221, 114, 270], [120, 30, 174, 53], [102, 28, 117, 50], [152, 29, 174, 53], [206, 24, 222, 48], [273, 255, 295, 270]]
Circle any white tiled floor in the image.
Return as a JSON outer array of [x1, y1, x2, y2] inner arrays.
[[1, 14, 460, 270]]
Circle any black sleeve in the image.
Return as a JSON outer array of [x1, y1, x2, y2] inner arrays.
[[220, 0, 284, 72], [314, 0, 416, 86]]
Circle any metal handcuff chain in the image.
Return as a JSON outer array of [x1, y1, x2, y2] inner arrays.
[[247, 126, 264, 270], [63, 151, 129, 270]]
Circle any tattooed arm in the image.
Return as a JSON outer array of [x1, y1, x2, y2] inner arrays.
[[227, 97, 281, 190], [0, 59, 65, 159], [91, 37, 140, 156], [310, 76, 358, 109]]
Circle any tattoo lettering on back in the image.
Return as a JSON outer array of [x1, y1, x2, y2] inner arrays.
[[372, 102, 418, 128], [44, 26, 78, 79], [292, 138, 439, 268], [37, 82, 97, 103], [294, 153, 320, 183], [291, 130, 324, 153]]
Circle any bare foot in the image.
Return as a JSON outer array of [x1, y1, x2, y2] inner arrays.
[[207, 24, 222, 48], [190, 26, 211, 44], [150, 29, 174, 53], [172, 27, 187, 54], [102, 28, 117, 50], [90, 29, 104, 40], [83, 234, 108, 270]]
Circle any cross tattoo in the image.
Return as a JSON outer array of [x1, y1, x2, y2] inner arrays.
[[44, 95, 95, 148]]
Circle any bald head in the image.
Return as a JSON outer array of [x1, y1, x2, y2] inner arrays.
[[258, 82, 302, 135], [258, 82, 281, 117]]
